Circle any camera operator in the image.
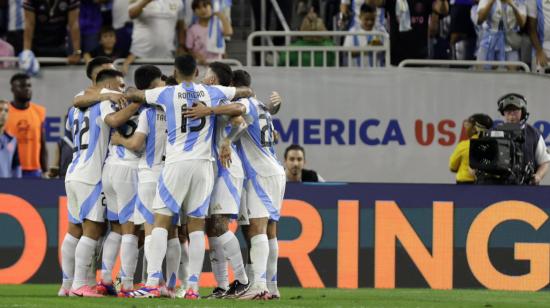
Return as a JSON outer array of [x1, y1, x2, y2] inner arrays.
[[496, 93, 550, 185]]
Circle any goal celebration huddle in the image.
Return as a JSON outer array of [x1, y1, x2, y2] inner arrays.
[[59, 55, 285, 300]]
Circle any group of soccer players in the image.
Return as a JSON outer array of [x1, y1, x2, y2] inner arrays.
[[58, 54, 285, 300]]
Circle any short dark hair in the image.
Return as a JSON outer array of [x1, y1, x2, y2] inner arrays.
[[134, 65, 163, 90], [192, 0, 211, 10], [360, 3, 376, 15], [10, 73, 30, 85], [208, 62, 233, 86], [232, 70, 251, 87], [174, 55, 197, 77], [284, 144, 305, 160], [100, 25, 116, 36], [86, 56, 114, 80], [96, 69, 124, 84], [165, 75, 179, 86]]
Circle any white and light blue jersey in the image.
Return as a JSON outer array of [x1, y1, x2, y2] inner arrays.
[[8, 0, 25, 32], [105, 108, 142, 167], [527, 0, 550, 54], [235, 97, 284, 178], [135, 105, 167, 170], [213, 112, 244, 178], [144, 82, 236, 163], [65, 101, 116, 185], [478, 0, 525, 36]]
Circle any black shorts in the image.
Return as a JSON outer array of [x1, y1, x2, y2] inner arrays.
[[450, 4, 476, 37]]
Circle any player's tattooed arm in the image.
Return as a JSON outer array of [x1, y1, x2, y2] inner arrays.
[[226, 116, 248, 143], [266, 91, 282, 115], [184, 102, 246, 120], [104, 103, 142, 128], [110, 131, 146, 152], [124, 87, 146, 103], [74, 87, 127, 108], [234, 87, 254, 99]]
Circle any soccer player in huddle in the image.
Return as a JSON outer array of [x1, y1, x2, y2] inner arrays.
[[61, 69, 146, 297], [68, 56, 127, 291], [125, 55, 254, 298], [110, 65, 182, 298], [59, 57, 128, 295], [201, 62, 250, 299], [231, 69, 285, 299]]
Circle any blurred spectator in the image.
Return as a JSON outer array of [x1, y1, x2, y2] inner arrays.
[[250, 0, 292, 52], [5, 73, 47, 178], [476, 0, 525, 62], [278, 6, 336, 67], [527, 0, 550, 70], [48, 110, 73, 179], [122, 0, 186, 74], [6, 0, 25, 54], [181, 0, 194, 27], [429, 0, 451, 59], [0, 99, 22, 178], [343, 3, 385, 67], [111, 0, 132, 57], [83, 25, 122, 62], [449, 113, 493, 184], [385, 0, 444, 65], [470, 0, 481, 58], [284, 144, 324, 182], [450, 0, 477, 60], [23, 0, 81, 63], [80, 0, 106, 54], [186, 0, 233, 65], [0, 37, 15, 68], [338, 0, 363, 30]]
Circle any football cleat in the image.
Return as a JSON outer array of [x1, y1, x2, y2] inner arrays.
[[70, 285, 104, 297], [126, 286, 161, 298], [203, 287, 226, 299], [237, 283, 270, 300], [57, 286, 70, 297], [223, 280, 250, 299], [96, 281, 118, 296], [184, 288, 200, 299]]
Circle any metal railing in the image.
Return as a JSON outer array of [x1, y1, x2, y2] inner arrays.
[[112, 58, 243, 68], [0, 56, 75, 66], [247, 30, 390, 68], [398, 59, 531, 72], [0, 57, 243, 69]]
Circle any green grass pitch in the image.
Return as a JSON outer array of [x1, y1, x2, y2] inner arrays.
[[0, 285, 549, 307]]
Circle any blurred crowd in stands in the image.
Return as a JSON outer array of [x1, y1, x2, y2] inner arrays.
[[0, 0, 547, 69], [255, 0, 546, 68], [0, 0, 233, 72]]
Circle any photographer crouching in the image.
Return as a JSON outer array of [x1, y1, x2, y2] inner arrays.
[[470, 93, 550, 185]]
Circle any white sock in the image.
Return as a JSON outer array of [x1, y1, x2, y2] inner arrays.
[[61, 233, 79, 290], [100, 232, 121, 284], [209, 237, 229, 290], [140, 245, 147, 283], [245, 263, 254, 284], [178, 241, 189, 289], [250, 234, 269, 288], [87, 236, 103, 286], [187, 231, 206, 291], [266, 238, 278, 293], [146, 228, 168, 287], [143, 235, 151, 283], [219, 231, 248, 285], [120, 234, 139, 290], [166, 238, 181, 289], [72, 236, 97, 290]]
